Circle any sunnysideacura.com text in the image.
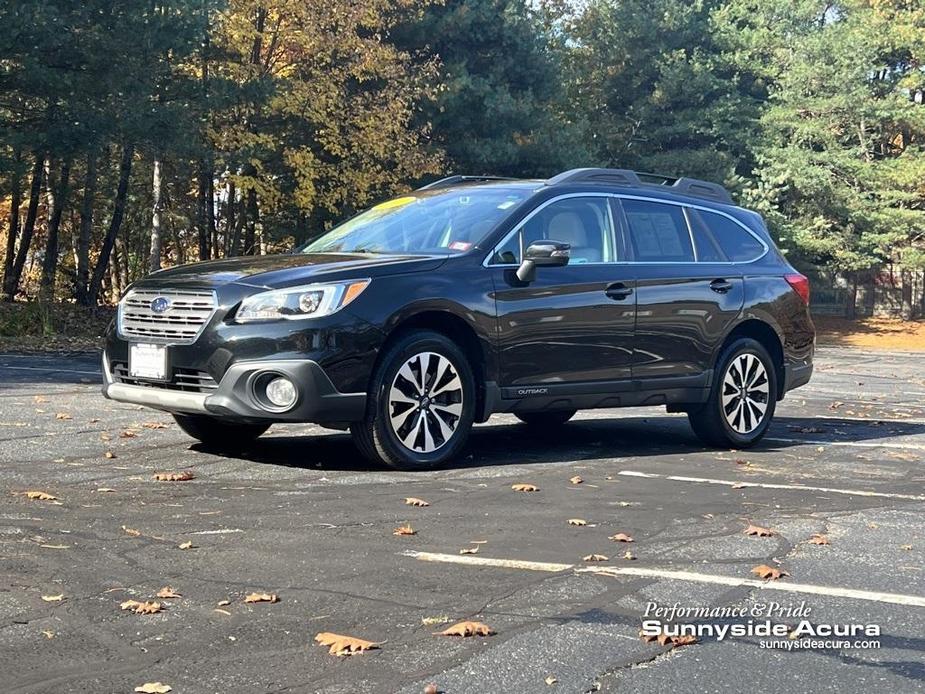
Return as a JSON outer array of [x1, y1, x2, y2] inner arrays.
[[641, 600, 881, 651]]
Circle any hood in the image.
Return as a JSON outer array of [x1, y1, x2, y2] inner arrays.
[[136, 252, 447, 290]]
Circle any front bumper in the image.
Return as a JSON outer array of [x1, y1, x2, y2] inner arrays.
[[102, 354, 367, 423]]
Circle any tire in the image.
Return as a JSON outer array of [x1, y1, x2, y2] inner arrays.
[[172, 413, 270, 447], [688, 337, 778, 448], [350, 330, 476, 471], [515, 410, 577, 427]]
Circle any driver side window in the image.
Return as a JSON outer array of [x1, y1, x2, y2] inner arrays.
[[490, 197, 615, 265]]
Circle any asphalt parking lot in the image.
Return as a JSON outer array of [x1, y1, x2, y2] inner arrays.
[[1, 346, 924, 694]]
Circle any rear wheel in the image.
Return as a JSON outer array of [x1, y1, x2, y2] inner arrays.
[[350, 330, 476, 471], [688, 337, 777, 448], [172, 413, 269, 447], [515, 410, 577, 427]]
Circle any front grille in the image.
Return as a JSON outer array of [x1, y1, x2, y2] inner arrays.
[[111, 361, 218, 393], [118, 288, 217, 344]]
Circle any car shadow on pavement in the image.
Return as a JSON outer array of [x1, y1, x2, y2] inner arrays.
[[190, 415, 925, 472]]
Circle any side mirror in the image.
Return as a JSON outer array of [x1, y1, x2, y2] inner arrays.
[[516, 241, 570, 282]]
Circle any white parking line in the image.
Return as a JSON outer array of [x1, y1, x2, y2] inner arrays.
[[617, 470, 925, 501], [578, 566, 925, 608], [404, 550, 573, 572], [405, 551, 925, 608], [765, 436, 925, 451]]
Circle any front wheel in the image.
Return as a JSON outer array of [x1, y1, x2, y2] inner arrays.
[[688, 337, 778, 448], [172, 413, 270, 447], [350, 330, 475, 471]]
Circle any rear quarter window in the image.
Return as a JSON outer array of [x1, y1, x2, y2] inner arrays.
[[622, 199, 695, 262], [688, 208, 765, 262]]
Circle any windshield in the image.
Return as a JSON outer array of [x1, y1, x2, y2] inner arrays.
[[302, 187, 531, 255]]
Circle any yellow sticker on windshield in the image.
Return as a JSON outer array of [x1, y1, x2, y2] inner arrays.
[[373, 196, 416, 211]]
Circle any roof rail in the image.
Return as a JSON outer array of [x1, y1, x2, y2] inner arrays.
[[546, 168, 733, 205], [417, 175, 519, 191]]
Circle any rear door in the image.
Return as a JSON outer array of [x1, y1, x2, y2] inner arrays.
[[489, 194, 636, 387], [616, 197, 746, 383]]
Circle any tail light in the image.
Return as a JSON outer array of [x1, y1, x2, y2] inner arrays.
[[785, 273, 810, 305]]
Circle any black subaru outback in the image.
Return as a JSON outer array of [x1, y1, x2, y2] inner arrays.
[[102, 168, 814, 470]]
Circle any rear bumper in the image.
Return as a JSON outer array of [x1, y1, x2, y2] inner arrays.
[[102, 354, 367, 423], [783, 361, 813, 395]]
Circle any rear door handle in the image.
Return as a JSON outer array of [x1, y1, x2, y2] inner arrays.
[[710, 279, 733, 294], [605, 282, 633, 300]]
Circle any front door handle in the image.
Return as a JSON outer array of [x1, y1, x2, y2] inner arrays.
[[710, 279, 733, 294], [605, 282, 633, 300]]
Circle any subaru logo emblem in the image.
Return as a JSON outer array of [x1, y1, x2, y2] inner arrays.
[[150, 296, 172, 314]]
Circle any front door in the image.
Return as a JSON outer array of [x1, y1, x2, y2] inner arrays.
[[488, 195, 636, 387]]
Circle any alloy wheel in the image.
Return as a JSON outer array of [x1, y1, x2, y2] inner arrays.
[[721, 353, 770, 434], [388, 351, 464, 453]]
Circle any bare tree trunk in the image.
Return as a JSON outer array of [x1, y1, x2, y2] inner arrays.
[[2, 149, 22, 301], [110, 239, 123, 300], [226, 179, 237, 256], [149, 158, 164, 272], [244, 188, 258, 255], [39, 158, 72, 300], [75, 149, 98, 305], [196, 157, 215, 260], [845, 272, 858, 320], [89, 144, 134, 305], [900, 268, 914, 321], [5, 151, 45, 300]]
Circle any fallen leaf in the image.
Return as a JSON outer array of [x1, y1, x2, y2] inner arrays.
[[142, 422, 168, 429], [120, 429, 138, 438], [569, 475, 583, 485], [751, 564, 789, 580], [900, 544, 913, 551], [153, 471, 194, 482], [156, 587, 181, 599], [609, 532, 634, 543], [439, 620, 494, 637], [20, 491, 57, 501], [122, 526, 141, 537], [567, 518, 587, 526], [623, 550, 636, 560], [134, 683, 172, 694], [314, 631, 380, 656], [545, 675, 558, 685], [511, 483, 539, 492], [96, 487, 116, 493], [42, 629, 55, 639], [393, 524, 416, 536], [217, 599, 230, 606], [404, 497, 430, 507], [421, 615, 452, 626], [731, 482, 746, 489], [424, 685, 438, 694], [104, 451, 116, 459], [178, 541, 193, 550], [744, 524, 773, 537], [808, 533, 830, 545], [55, 413, 72, 420], [583, 553, 609, 562], [459, 546, 479, 555], [41, 594, 64, 602], [640, 631, 698, 647], [120, 600, 163, 614], [244, 592, 278, 604]]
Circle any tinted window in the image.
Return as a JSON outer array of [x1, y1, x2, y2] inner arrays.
[[491, 197, 615, 264], [688, 210, 727, 262], [689, 208, 764, 262], [622, 200, 694, 262]]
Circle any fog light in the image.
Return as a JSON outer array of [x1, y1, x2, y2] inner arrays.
[[265, 376, 297, 409]]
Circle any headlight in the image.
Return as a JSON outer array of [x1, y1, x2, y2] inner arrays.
[[235, 279, 370, 323]]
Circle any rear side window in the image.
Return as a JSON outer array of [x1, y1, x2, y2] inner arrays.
[[622, 199, 694, 262], [688, 208, 764, 262]]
